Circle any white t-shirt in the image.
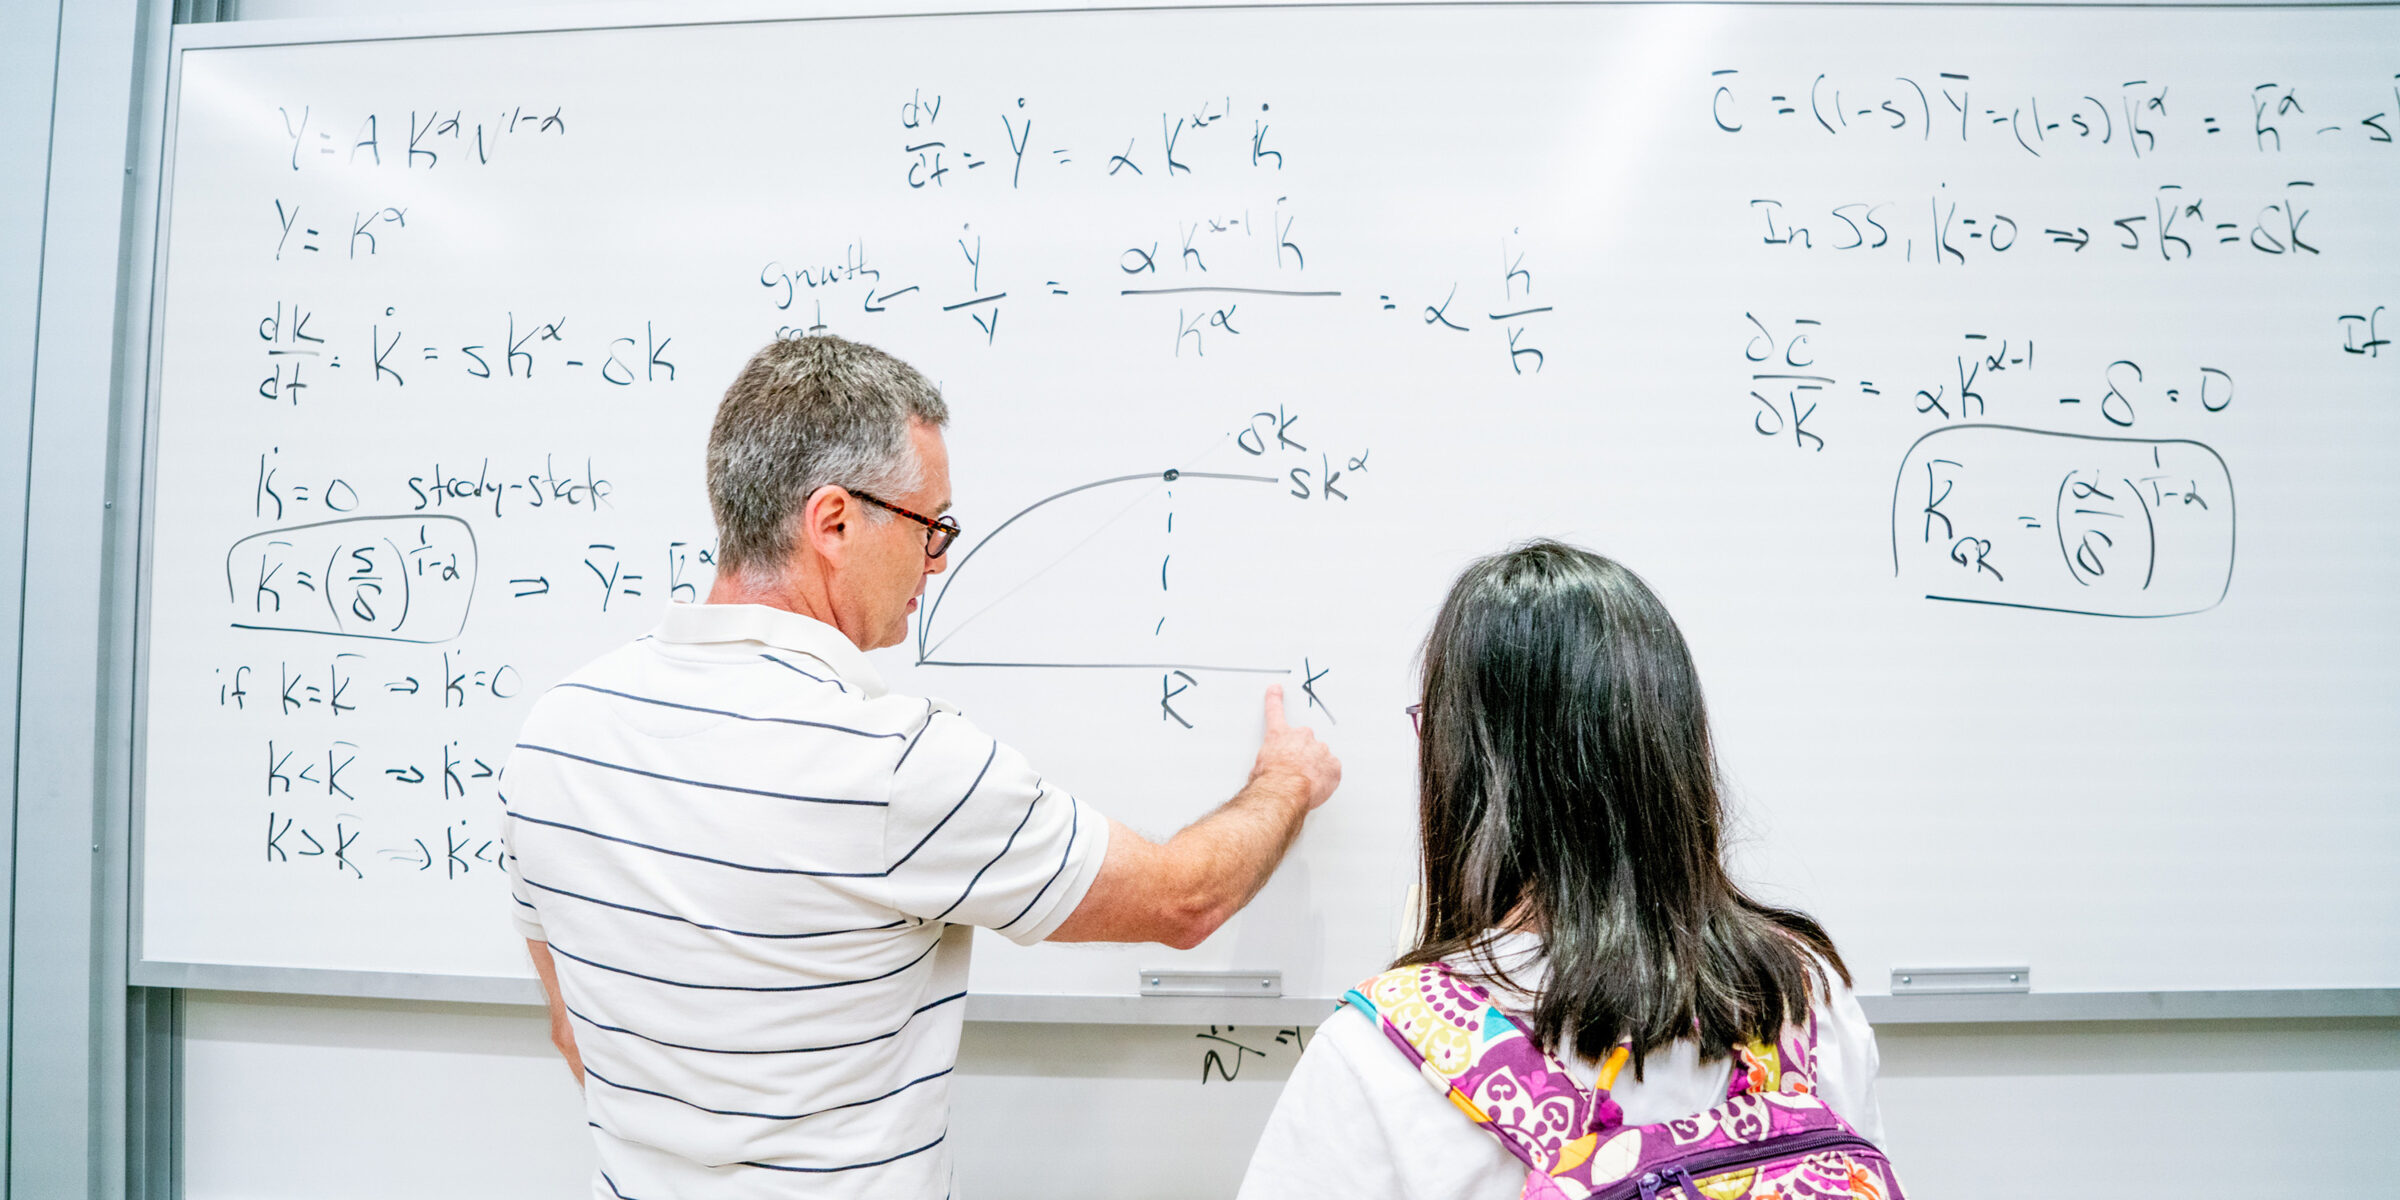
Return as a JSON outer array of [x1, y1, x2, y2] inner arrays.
[[1238, 934, 1883, 1200], [501, 603, 1109, 1199]]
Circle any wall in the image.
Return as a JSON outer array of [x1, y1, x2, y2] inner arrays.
[[184, 992, 1322, 1199], [6, 0, 165, 1196], [183, 990, 2400, 1200]]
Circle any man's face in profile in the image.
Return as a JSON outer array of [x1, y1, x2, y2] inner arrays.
[[851, 420, 952, 651]]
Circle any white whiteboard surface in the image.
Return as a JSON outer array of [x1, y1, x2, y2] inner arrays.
[[136, 3, 2400, 1000]]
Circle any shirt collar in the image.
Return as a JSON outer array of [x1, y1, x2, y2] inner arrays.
[[652, 603, 890, 698]]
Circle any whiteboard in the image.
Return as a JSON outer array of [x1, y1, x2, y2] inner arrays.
[[135, 3, 2400, 1001]]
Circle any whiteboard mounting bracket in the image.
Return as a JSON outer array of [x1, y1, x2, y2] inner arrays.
[[1140, 969, 1282, 998], [1891, 966, 2032, 995]]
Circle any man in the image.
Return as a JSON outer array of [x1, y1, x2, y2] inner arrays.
[[501, 334, 1341, 1197]]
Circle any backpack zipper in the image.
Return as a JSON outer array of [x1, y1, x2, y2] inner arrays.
[[1636, 1167, 1695, 1200], [1609, 1128, 1883, 1200]]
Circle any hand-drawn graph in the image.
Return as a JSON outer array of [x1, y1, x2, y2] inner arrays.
[[913, 467, 1299, 675]]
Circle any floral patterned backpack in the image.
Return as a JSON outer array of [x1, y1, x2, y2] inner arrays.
[[1343, 963, 1903, 1200]]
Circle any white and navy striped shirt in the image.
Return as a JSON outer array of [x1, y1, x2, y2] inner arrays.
[[502, 603, 1108, 1199]]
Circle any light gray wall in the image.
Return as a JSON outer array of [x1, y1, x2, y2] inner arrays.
[[182, 991, 2400, 1200], [0, 0, 61, 1164], [0, 15, 60, 831], [5, 0, 164, 1197]]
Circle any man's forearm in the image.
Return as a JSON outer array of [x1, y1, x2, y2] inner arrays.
[[1161, 767, 1314, 930], [527, 939, 585, 1084], [1047, 771, 1313, 948]]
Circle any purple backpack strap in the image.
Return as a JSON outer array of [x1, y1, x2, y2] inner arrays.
[[1725, 1001, 1822, 1101], [1343, 964, 1614, 1185], [1348, 964, 1892, 1200]]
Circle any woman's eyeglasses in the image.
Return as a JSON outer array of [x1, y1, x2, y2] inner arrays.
[[1405, 704, 1422, 736], [848, 488, 960, 559]]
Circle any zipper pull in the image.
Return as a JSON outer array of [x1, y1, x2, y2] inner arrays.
[[1636, 1172, 1663, 1200], [1659, 1167, 1697, 1199]]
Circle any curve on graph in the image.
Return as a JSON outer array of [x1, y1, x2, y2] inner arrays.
[[914, 468, 1279, 666]]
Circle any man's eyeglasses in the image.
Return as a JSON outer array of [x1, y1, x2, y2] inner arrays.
[[848, 488, 960, 559]]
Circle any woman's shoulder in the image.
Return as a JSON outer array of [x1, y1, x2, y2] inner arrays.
[[1800, 953, 1876, 1050], [1237, 999, 1529, 1200]]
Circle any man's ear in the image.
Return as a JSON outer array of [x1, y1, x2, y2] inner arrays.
[[796, 485, 852, 567]]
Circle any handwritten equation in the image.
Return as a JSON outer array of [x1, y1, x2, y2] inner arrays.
[[1740, 314, 2236, 453], [1711, 69, 2400, 158], [252, 299, 676, 402], [760, 232, 1553, 378], [1747, 181, 2324, 263], [1892, 427, 2235, 618], [895, 90, 1287, 191], [273, 103, 568, 173], [226, 516, 479, 643]]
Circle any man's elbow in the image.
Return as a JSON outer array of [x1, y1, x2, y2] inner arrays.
[[1159, 892, 1237, 951]]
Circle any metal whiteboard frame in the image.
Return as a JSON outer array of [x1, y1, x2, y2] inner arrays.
[[133, 958, 2400, 1025], [121, 0, 2400, 1024]]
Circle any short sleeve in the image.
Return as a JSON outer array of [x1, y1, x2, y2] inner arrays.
[[1239, 1005, 1523, 1200], [496, 791, 546, 941], [1810, 973, 1887, 1145], [878, 708, 1110, 945]]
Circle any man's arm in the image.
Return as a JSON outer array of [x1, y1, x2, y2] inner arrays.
[[527, 939, 584, 1085], [1049, 685, 1340, 949]]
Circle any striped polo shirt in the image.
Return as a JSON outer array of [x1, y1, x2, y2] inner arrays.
[[501, 602, 1109, 1199]]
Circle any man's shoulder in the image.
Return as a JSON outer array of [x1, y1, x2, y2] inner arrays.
[[526, 636, 657, 707], [521, 634, 946, 747], [508, 638, 656, 750], [884, 695, 1002, 763]]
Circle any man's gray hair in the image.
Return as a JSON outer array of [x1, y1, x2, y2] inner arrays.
[[706, 334, 949, 579]]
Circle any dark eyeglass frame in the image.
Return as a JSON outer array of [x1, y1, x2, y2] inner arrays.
[[846, 488, 961, 558], [1405, 703, 1423, 736]]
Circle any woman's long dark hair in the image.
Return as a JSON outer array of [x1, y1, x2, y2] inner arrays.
[[1399, 540, 1849, 1071]]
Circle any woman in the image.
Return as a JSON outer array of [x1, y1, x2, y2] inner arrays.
[[1239, 542, 1888, 1200]]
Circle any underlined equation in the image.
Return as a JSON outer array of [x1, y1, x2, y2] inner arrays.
[[1710, 68, 2400, 159], [225, 515, 478, 643], [1891, 426, 2235, 617]]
